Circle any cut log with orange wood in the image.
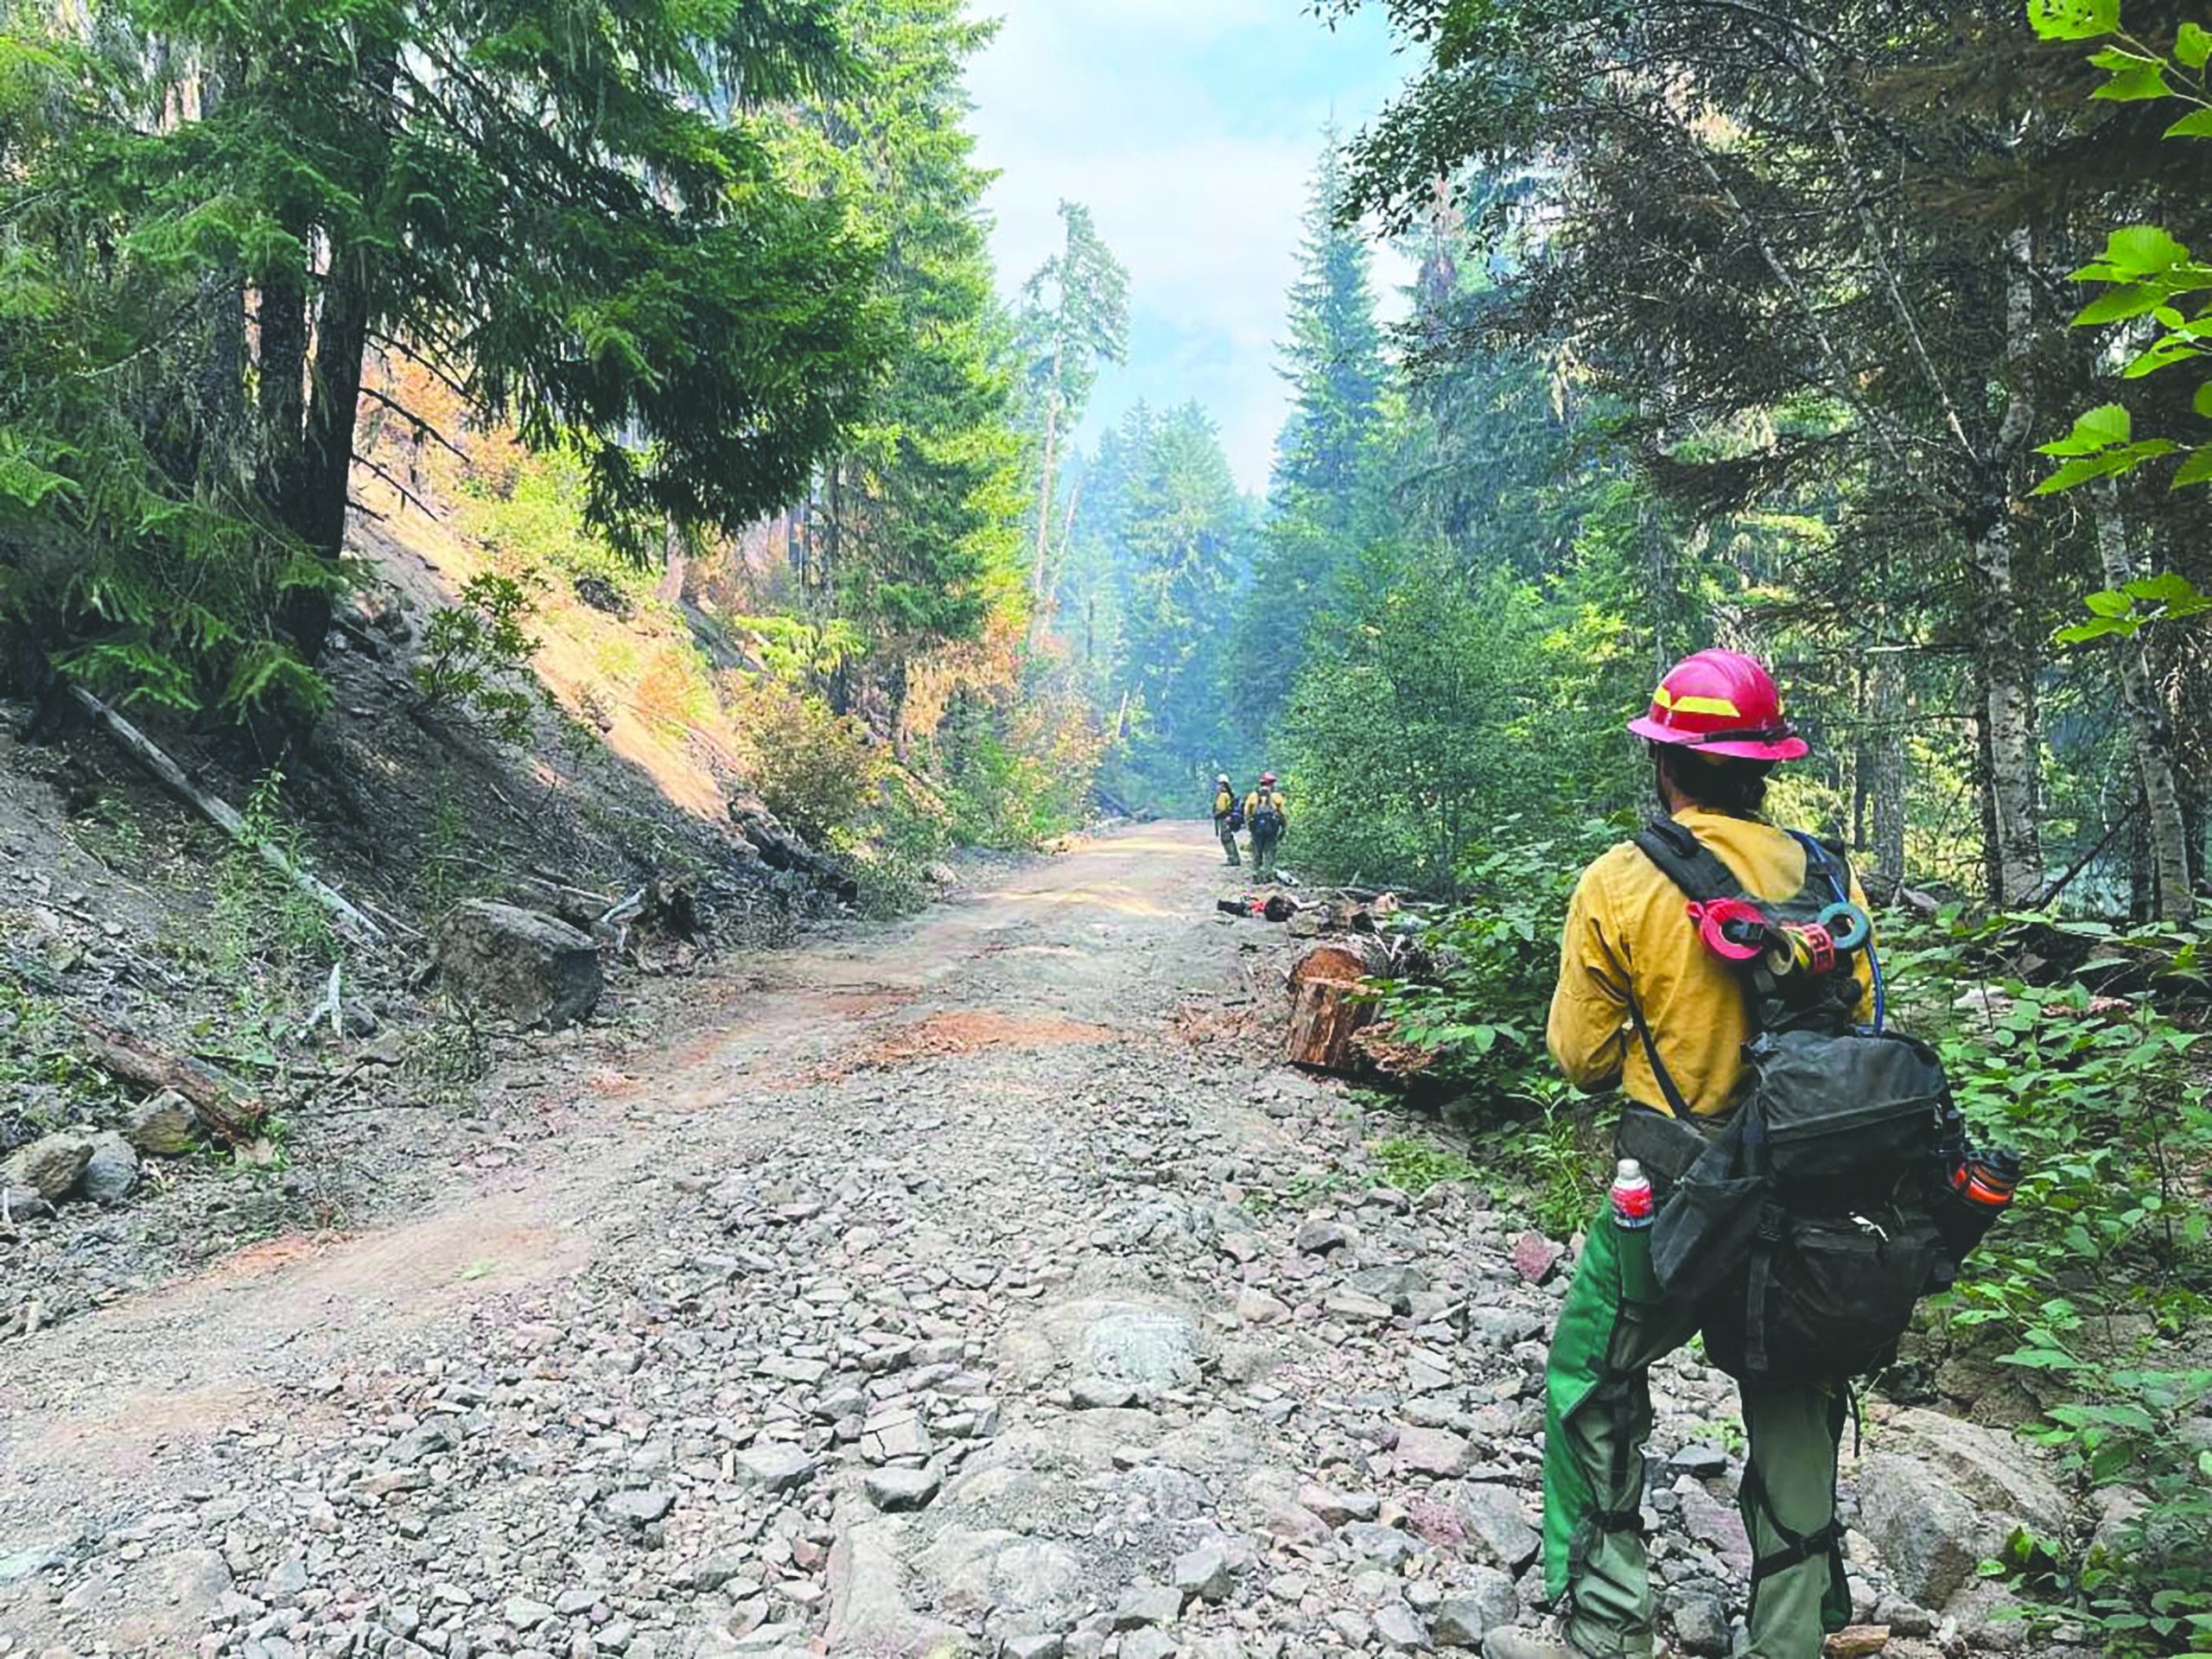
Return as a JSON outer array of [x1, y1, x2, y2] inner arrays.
[[1285, 936, 1393, 1071], [67, 1011, 265, 1144]]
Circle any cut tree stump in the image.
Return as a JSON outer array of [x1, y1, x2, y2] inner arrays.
[[68, 1012, 264, 1144], [1286, 937, 1393, 1072]]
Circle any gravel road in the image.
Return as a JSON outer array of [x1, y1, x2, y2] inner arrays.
[[0, 823, 2008, 1658]]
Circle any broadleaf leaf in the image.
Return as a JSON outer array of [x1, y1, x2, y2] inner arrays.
[[2028, 0, 2120, 40]]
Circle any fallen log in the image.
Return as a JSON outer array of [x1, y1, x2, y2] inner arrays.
[[67, 1010, 264, 1143], [67, 683, 385, 947], [1286, 936, 1394, 1071]]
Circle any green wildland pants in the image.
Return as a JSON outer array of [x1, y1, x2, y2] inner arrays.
[[1218, 819, 1241, 864], [1250, 827, 1281, 879], [1541, 1205, 1849, 1659]]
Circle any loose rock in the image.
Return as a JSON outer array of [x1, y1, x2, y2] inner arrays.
[[1, 1130, 92, 1203], [79, 1131, 138, 1204], [124, 1088, 198, 1154]]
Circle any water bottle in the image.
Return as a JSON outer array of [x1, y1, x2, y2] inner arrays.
[[1610, 1158, 1655, 1230]]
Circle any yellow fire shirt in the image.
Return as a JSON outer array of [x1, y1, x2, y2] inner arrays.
[[1547, 807, 1873, 1117]]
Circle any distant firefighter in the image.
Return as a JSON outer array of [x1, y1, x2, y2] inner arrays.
[[1243, 772, 1287, 880], [1211, 772, 1243, 865]]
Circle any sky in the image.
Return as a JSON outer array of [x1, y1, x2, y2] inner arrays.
[[965, 1, 1414, 495]]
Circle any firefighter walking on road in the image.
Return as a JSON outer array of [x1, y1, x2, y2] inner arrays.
[[1244, 772, 1287, 880], [1211, 773, 1243, 866]]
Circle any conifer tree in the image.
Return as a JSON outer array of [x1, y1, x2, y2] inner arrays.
[[0, 0, 885, 728], [1015, 203, 1131, 610], [1118, 403, 1251, 781], [1231, 132, 1390, 741], [789, 0, 1024, 721]]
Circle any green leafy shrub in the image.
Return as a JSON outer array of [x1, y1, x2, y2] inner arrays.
[[1373, 820, 1614, 1104], [458, 448, 648, 603], [1274, 546, 1642, 897], [842, 781, 955, 921], [732, 679, 887, 849], [413, 570, 547, 744], [1879, 908, 2212, 1653], [1986, 1354, 2212, 1656], [0, 984, 117, 1151], [1370, 1134, 1480, 1197], [1880, 910, 2212, 1340], [939, 717, 1090, 849]]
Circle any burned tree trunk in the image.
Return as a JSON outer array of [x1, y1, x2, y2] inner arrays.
[[1285, 937, 1393, 1072], [69, 1013, 264, 1144]]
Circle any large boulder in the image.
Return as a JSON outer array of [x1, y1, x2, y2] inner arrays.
[[1, 1131, 92, 1203], [1079, 1304, 1201, 1397], [434, 900, 602, 1029], [1854, 1408, 2069, 1611]]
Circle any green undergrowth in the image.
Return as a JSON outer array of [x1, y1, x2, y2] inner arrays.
[[1368, 1134, 1479, 1196], [0, 982, 117, 1151]]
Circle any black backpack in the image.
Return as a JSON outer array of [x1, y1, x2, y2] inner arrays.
[[1249, 794, 1283, 835], [1624, 819, 2011, 1382]]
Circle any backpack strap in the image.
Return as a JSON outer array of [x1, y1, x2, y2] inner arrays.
[[1619, 818, 1751, 1110], [1632, 817, 1745, 904]]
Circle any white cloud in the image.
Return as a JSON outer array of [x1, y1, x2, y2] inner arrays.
[[968, 0, 1413, 492]]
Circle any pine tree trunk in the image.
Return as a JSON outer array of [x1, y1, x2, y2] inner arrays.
[[2128, 791, 2152, 921], [1032, 361, 1062, 601], [2183, 784, 2207, 907], [256, 246, 308, 502], [1968, 232, 2044, 908], [1968, 531, 2042, 907], [1039, 474, 1084, 612], [1850, 659, 1870, 855], [658, 519, 686, 607], [1869, 653, 1907, 899], [276, 234, 374, 664], [2095, 487, 2195, 920], [1644, 502, 1673, 680], [275, 52, 393, 672]]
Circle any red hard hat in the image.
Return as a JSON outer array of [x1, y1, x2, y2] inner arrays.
[[1627, 648, 1808, 761], [1260, 772, 1278, 785]]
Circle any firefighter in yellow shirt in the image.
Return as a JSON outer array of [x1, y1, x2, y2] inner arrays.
[[1485, 649, 1872, 1659], [1243, 772, 1287, 880], [1211, 773, 1241, 866]]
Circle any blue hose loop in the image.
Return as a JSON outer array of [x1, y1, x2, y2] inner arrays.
[[1790, 831, 1886, 1033]]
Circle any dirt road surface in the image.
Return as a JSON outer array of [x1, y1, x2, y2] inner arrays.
[[0, 822, 1950, 1659]]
